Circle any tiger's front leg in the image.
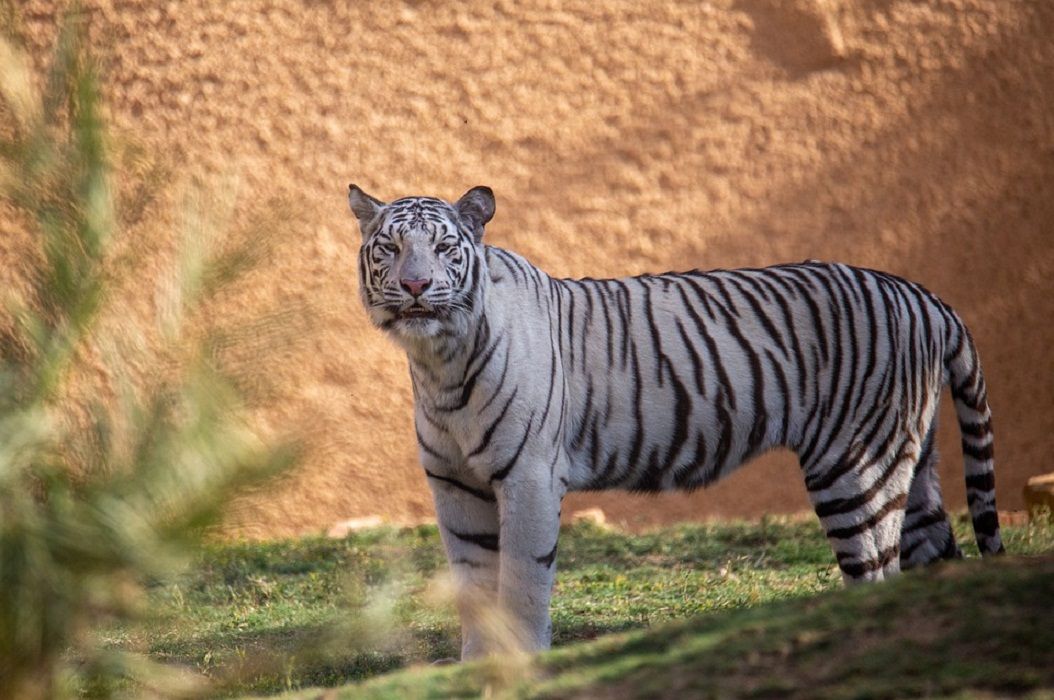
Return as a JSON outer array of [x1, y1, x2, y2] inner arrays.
[[427, 472, 501, 660], [494, 463, 564, 654]]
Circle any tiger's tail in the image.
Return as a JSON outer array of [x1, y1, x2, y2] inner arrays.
[[946, 318, 1004, 556]]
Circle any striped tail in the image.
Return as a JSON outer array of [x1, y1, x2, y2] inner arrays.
[[947, 321, 1004, 556]]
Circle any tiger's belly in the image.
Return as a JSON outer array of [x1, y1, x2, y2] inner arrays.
[[561, 360, 787, 493]]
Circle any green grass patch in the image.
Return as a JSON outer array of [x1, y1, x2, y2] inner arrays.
[[121, 515, 1054, 697], [285, 553, 1054, 700]]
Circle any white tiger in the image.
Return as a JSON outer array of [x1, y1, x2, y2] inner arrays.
[[348, 184, 1003, 659]]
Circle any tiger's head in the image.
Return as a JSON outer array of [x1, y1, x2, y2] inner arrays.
[[348, 185, 495, 348]]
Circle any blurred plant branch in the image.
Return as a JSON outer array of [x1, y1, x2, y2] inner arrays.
[[0, 8, 299, 699]]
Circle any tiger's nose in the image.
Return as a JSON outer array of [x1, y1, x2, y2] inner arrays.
[[400, 278, 432, 297]]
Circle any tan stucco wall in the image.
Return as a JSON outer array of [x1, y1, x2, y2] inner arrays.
[[7, 0, 1054, 537]]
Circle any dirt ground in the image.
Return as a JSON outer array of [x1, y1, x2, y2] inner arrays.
[[6, 0, 1053, 538]]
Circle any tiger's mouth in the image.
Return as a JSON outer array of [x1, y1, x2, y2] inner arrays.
[[396, 305, 438, 321]]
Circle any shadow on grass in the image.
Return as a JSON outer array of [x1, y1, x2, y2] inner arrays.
[[347, 554, 1054, 700], [584, 556, 1054, 699], [150, 621, 421, 697], [148, 604, 676, 696]]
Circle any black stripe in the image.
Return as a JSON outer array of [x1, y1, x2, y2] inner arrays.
[[944, 324, 965, 365], [962, 440, 994, 461], [807, 268, 845, 423], [912, 423, 937, 476], [813, 439, 913, 518], [571, 376, 595, 451], [673, 430, 709, 489], [467, 387, 519, 458], [424, 469, 496, 502], [579, 280, 596, 373], [553, 281, 565, 361], [764, 347, 790, 444], [358, 255, 369, 294], [461, 314, 490, 378], [900, 535, 927, 562], [417, 401, 448, 433], [490, 413, 535, 483], [781, 267, 830, 366], [598, 282, 615, 368], [664, 359, 693, 469], [849, 267, 882, 402], [707, 273, 742, 319], [901, 508, 948, 536], [744, 344, 768, 458], [641, 280, 669, 386], [673, 316, 706, 397], [539, 299, 560, 430], [960, 419, 991, 438], [535, 541, 558, 568], [566, 282, 577, 370], [766, 270, 809, 399], [804, 266, 859, 463], [965, 472, 995, 492], [634, 447, 664, 492], [698, 277, 767, 460], [497, 249, 527, 284], [624, 341, 645, 482], [837, 543, 900, 578], [906, 284, 935, 373], [678, 279, 737, 411], [898, 282, 921, 418], [416, 429, 451, 465], [440, 332, 502, 412], [593, 447, 621, 487], [612, 279, 632, 369], [468, 254, 481, 298], [972, 510, 1000, 538], [478, 348, 511, 413], [825, 492, 907, 539], [587, 410, 603, 472], [725, 273, 789, 359], [711, 393, 735, 480], [939, 530, 962, 559], [449, 529, 499, 551], [797, 350, 826, 467]]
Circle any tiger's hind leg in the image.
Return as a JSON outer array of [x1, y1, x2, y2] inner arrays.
[[805, 440, 919, 584], [900, 418, 962, 569]]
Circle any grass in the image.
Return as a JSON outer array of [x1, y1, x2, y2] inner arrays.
[[338, 552, 1054, 700], [116, 514, 1054, 698]]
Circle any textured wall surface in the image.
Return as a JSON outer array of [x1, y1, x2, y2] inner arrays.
[[7, 0, 1054, 537]]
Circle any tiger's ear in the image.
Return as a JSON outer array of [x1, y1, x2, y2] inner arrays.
[[455, 186, 495, 244], [348, 184, 386, 238]]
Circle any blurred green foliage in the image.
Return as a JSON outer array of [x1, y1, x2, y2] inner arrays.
[[0, 11, 297, 699]]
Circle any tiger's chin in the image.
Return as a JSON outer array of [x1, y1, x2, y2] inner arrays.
[[386, 316, 443, 340], [373, 308, 473, 351]]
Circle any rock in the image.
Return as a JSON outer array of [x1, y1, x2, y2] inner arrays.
[[570, 507, 609, 528], [736, 0, 848, 76], [1024, 473, 1054, 522], [326, 515, 384, 538]]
